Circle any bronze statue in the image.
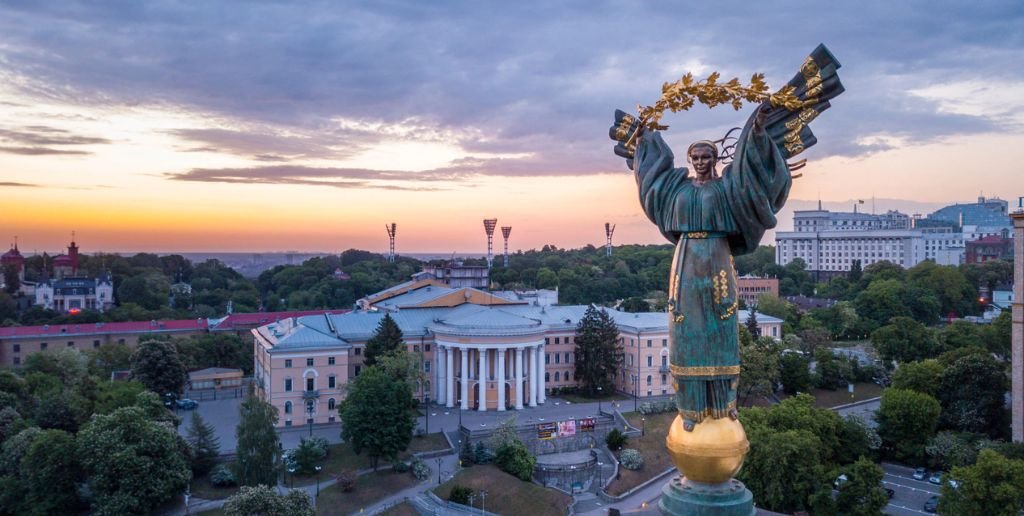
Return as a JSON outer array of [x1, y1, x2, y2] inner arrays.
[[609, 44, 844, 514]]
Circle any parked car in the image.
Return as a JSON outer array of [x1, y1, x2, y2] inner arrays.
[[176, 398, 199, 410], [913, 467, 928, 480], [885, 488, 895, 499], [928, 472, 943, 485], [924, 495, 939, 513]]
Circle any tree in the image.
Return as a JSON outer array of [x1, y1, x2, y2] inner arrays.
[[876, 388, 941, 463], [738, 337, 779, 406], [117, 271, 171, 310], [87, 343, 134, 379], [35, 391, 85, 433], [2, 264, 20, 295], [937, 354, 1009, 437], [290, 437, 328, 475], [738, 427, 826, 513], [848, 259, 863, 282], [130, 339, 189, 396], [223, 485, 314, 516], [339, 367, 414, 470], [234, 396, 281, 487], [620, 296, 650, 313], [93, 380, 147, 414], [376, 349, 424, 394], [939, 449, 1024, 516], [836, 415, 881, 465], [870, 317, 937, 365], [835, 456, 888, 516], [813, 348, 848, 391], [18, 429, 83, 514], [186, 412, 221, 476], [573, 305, 623, 396], [745, 308, 760, 337], [363, 314, 404, 367], [891, 359, 944, 398], [77, 406, 191, 515], [779, 352, 811, 395], [488, 416, 521, 451]]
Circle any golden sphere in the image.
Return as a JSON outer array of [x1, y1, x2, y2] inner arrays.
[[665, 415, 750, 483]]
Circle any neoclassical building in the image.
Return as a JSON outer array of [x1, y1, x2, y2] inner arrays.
[[253, 280, 783, 427]]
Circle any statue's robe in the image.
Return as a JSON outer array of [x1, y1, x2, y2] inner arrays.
[[633, 116, 790, 422]]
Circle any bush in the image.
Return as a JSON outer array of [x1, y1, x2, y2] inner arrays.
[[494, 441, 537, 481], [307, 436, 329, 457], [449, 485, 473, 505], [392, 460, 410, 473], [337, 469, 357, 492], [473, 441, 493, 464], [210, 464, 237, 487], [605, 428, 628, 451], [638, 400, 675, 415], [620, 449, 644, 470], [291, 437, 328, 475], [411, 459, 430, 480], [459, 439, 474, 465]]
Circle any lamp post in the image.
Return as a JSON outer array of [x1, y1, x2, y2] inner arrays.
[[436, 457, 443, 484], [315, 465, 322, 498], [424, 395, 430, 435], [288, 466, 296, 488], [597, 385, 603, 415], [641, 416, 646, 437], [458, 398, 463, 429], [480, 489, 487, 514], [306, 400, 315, 437]]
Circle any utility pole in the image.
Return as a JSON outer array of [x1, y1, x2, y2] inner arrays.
[[480, 489, 487, 514]]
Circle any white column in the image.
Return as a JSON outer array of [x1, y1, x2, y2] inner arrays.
[[478, 348, 488, 412], [446, 346, 455, 408], [515, 347, 524, 410], [528, 346, 538, 407], [497, 348, 506, 411], [538, 343, 546, 403], [460, 348, 469, 411]]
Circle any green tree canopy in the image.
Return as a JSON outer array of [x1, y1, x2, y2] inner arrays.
[[940, 449, 1024, 516], [77, 406, 191, 515], [937, 354, 1009, 438], [130, 338, 189, 396], [779, 352, 811, 395], [573, 305, 623, 397], [339, 366, 414, 470], [871, 317, 938, 365], [363, 313, 404, 367], [17, 429, 83, 515], [738, 336, 779, 406], [891, 359, 944, 398], [234, 396, 281, 487], [834, 456, 888, 516], [876, 388, 941, 463], [186, 412, 221, 476], [223, 485, 314, 516], [117, 271, 172, 310]]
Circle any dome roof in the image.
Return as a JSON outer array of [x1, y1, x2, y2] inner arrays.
[[1, 247, 23, 261], [52, 254, 73, 265]]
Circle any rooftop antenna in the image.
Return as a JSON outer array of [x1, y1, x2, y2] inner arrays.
[[605, 222, 616, 257], [483, 218, 498, 270], [500, 226, 512, 267], [385, 223, 397, 263]]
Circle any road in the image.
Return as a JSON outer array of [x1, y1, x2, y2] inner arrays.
[[881, 463, 941, 515]]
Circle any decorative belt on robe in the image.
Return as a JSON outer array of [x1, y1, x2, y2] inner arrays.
[[682, 231, 728, 239]]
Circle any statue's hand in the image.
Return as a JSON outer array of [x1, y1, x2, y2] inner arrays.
[[753, 103, 771, 131]]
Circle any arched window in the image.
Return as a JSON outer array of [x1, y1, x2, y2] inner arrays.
[[555, 371, 560, 382], [328, 398, 336, 410], [545, 372, 550, 382], [306, 400, 314, 413], [646, 375, 652, 386], [284, 401, 292, 414]]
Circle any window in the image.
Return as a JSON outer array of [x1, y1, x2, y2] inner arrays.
[[328, 398, 336, 410], [425, 381, 430, 395], [424, 361, 430, 372], [12, 357, 19, 365], [413, 345, 420, 352], [284, 378, 293, 392], [555, 354, 560, 364], [646, 375, 652, 386], [306, 400, 314, 414], [661, 374, 667, 385], [67, 341, 74, 347], [545, 353, 550, 365], [662, 356, 667, 366], [328, 356, 335, 365], [12, 344, 19, 353], [647, 339, 652, 347], [662, 339, 667, 347], [354, 365, 361, 376], [306, 358, 314, 366], [354, 347, 361, 356], [117, 339, 125, 345], [647, 356, 652, 367], [545, 372, 550, 382], [554, 337, 560, 344], [285, 359, 293, 368], [285, 401, 292, 414], [555, 371, 560, 382], [93, 340, 100, 348], [285, 420, 292, 427], [545, 337, 550, 345], [306, 377, 314, 391], [40, 342, 48, 350], [564, 352, 570, 363], [329, 375, 336, 389]]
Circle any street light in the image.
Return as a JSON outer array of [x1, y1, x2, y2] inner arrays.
[[288, 466, 296, 488], [457, 398, 463, 429], [480, 489, 488, 515], [315, 465, 322, 498], [307, 401, 314, 437], [597, 386, 603, 415], [436, 457, 443, 484], [641, 416, 646, 437]]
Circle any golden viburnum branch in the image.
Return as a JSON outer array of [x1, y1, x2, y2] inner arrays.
[[635, 72, 800, 132]]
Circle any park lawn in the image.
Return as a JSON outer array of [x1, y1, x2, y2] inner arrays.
[[315, 470, 421, 515], [605, 411, 676, 496], [777, 382, 883, 408], [294, 432, 449, 485], [434, 464, 571, 516], [380, 501, 420, 515], [558, 391, 631, 404]]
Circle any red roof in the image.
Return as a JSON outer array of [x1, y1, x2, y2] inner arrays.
[[0, 319, 209, 339], [211, 309, 350, 330], [1, 248, 23, 261], [969, 235, 1009, 244]]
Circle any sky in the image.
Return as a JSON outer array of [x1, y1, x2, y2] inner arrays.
[[1, 1, 1022, 254]]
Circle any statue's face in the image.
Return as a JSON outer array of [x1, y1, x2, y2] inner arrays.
[[689, 145, 716, 176]]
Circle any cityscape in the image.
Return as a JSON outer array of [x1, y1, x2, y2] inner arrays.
[[1, 2, 1023, 516]]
